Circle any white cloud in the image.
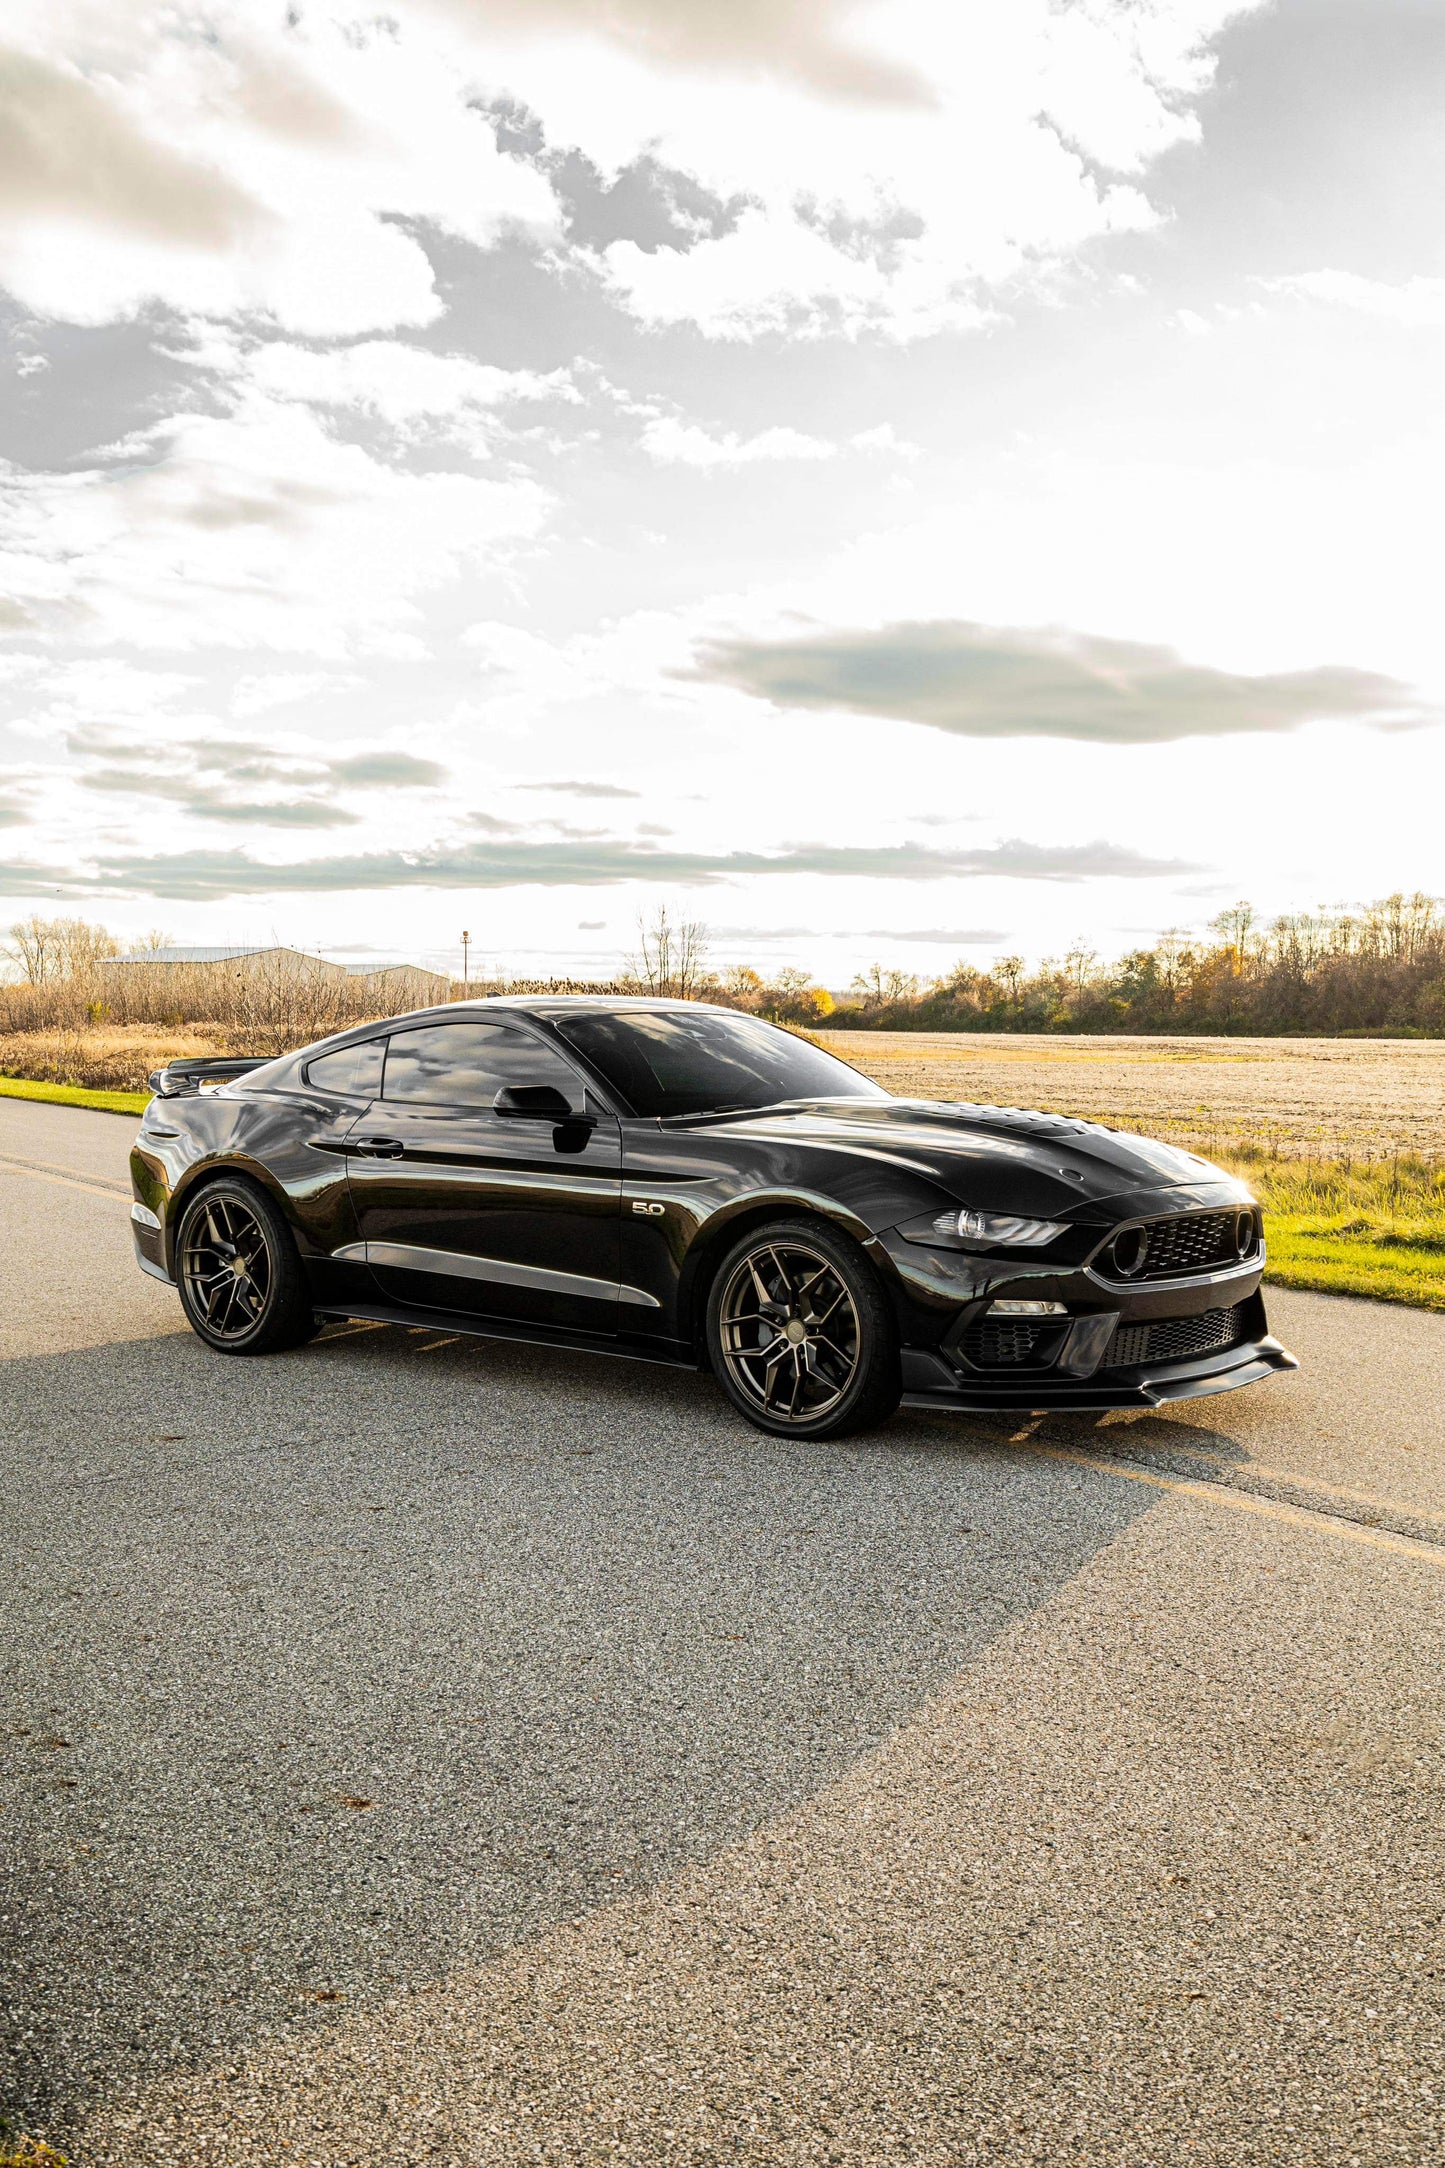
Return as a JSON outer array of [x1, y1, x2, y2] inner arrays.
[[0, 393, 550, 656], [245, 340, 577, 449], [0, 4, 559, 333], [639, 415, 917, 466], [0, 0, 1268, 343], [1262, 271, 1445, 327], [641, 419, 836, 467], [479, 0, 1253, 338]]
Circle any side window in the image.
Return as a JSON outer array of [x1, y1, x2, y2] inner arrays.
[[381, 1022, 584, 1112], [305, 1038, 385, 1099]]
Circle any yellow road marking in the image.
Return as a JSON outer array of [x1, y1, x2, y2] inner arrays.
[[415, 1336, 462, 1352], [0, 1158, 131, 1205], [1101, 1429, 1445, 1530], [1021, 1441, 1445, 1569]]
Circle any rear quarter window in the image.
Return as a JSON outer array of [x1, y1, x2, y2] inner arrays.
[[304, 1039, 385, 1099]]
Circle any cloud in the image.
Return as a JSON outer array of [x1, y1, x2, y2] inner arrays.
[[638, 417, 914, 467], [1262, 271, 1445, 326], [328, 752, 448, 788], [711, 922, 1007, 945], [688, 620, 1435, 743], [515, 780, 642, 798], [0, 833, 1193, 901], [0, 392, 549, 655], [641, 419, 838, 467], [0, 46, 261, 245], [855, 926, 1007, 945], [0, 10, 558, 333], [246, 340, 578, 447], [442, 0, 934, 107], [68, 734, 448, 828], [0, 2, 1264, 345], [502, 0, 1242, 339]]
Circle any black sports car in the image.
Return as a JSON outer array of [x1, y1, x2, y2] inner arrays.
[[130, 997, 1296, 1438]]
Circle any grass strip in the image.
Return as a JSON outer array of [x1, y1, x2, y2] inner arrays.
[[1223, 1150, 1445, 1313], [0, 1075, 150, 1116]]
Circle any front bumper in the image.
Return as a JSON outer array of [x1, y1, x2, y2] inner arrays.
[[898, 1331, 1298, 1413], [879, 1221, 1298, 1413]]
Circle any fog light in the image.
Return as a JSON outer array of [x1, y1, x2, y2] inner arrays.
[[987, 1299, 1067, 1316], [130, 1201, 161, 1231]]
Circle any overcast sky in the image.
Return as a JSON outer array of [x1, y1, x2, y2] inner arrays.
[[2, 0, 1442, 982]]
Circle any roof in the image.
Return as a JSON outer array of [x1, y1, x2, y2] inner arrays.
[[344, 962, 451, 981], [108, 947, 447, 976], [108, 945, 296, 965]]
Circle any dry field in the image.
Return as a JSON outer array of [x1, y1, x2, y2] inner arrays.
[[0, 1025, 227, 1092], [825, 1030, 1445, 1163]]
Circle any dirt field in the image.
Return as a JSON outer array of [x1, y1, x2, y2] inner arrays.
[[825, 1031, 1445, 1163]]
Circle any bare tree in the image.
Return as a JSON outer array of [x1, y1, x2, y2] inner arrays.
[[3, 914, 118, 985], [1062, 939, 1098, 1008], [849, 963, 920, 1010], [1210, 900, 1258, 976], [630, 903, 710, 998], [995, 955, 1026, 1010]]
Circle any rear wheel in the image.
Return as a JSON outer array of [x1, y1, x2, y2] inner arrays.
[[706, 1218, 901, 1440], [175, 1178, 319, 1356]]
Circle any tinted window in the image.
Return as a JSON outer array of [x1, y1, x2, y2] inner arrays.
[[382, 1021, 584, 1111], [554, 1008, 887, 1118], [305, 1038, 384, 1099]]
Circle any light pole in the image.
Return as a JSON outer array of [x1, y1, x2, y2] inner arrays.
[[461, 929, 471, 992]]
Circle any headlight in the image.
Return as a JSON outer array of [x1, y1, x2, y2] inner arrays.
[[931, 1208, 1067, 1248]]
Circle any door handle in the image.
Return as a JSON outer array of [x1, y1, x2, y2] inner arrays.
[[349, 1136, 405, 1159]]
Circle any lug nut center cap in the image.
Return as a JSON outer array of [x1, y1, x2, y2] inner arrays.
[[785, 1318, 807, 1344]]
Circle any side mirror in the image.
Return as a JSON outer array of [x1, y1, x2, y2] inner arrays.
[[493, 1084, 578, 1120]]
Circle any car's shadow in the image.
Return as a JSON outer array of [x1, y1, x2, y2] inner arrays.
[[3, 1322, 1159, 2137]]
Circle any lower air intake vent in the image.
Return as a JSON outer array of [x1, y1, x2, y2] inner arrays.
[[956, 1317, 1067, 1369], [1104, 1305, 1245, 1370]]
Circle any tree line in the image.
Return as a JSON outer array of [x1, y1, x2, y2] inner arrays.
[[7, 893, 1445, 1038], [822, 894, 1445, 1036]]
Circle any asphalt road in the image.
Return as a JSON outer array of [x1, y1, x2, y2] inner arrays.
[[2, 1096, 1443, 2165]]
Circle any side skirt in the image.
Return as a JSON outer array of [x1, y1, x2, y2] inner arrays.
[[312, 1299, 699, 1371]]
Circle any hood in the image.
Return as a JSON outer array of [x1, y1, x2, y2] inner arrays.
[[703, 1095, 1237, 1218]]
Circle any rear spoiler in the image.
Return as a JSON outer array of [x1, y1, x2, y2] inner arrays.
[[147, 1057, 273, 1098]]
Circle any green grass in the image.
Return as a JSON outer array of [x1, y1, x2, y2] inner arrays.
[[1224, 1150, 1445, 1313], [0, 1075, 150, 1116]]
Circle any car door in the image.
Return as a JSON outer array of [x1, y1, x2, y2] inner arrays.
[[342, 1018, 622, 1336]]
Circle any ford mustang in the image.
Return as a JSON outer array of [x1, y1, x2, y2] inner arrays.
[[130, 997, 1297, 1438]]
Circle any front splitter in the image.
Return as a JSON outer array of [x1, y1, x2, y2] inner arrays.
[[899, 1336, 1298, 1415]]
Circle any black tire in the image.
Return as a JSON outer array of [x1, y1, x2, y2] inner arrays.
[[174, 1177, 320, 1356], [705, 1216, 901, 1440]]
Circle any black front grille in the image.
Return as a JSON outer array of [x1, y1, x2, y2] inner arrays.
[[1104, 1304, 1245, 1370], [956, 1318, 1066, 1369], [1100, 1211, 1254, 1282]]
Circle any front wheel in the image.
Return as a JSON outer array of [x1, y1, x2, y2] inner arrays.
[[706, 1218, 901, 1440], [175, 1178, 320, 1356]]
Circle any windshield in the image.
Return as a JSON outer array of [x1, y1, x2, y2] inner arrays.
[[552, 1007, 890, 1119]]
